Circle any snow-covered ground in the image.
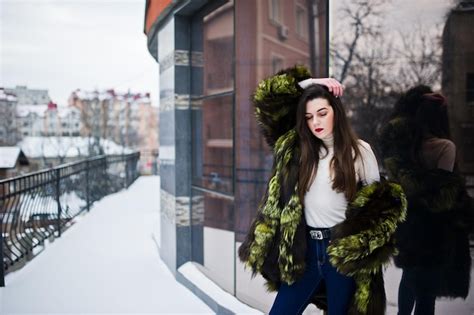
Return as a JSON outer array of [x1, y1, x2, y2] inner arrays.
[[2, 175, 472, 314], [0, 176, 214, 314]]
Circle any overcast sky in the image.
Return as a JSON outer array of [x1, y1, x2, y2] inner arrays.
[[1, 0, 455, 107], [0, 0, 158, 106], [331, 0, 453, 41]]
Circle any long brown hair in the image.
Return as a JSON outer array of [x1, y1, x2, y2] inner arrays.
[[296, 84, 361, 202]]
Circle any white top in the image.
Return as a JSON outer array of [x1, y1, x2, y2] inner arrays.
[[304, 135, 380, 228]]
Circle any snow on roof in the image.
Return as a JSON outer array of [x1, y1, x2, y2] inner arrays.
[[74, 89, 113, 101], [73, 89, 152, 105], [0, 147, 26, 168], [19, 136, 133, 158], [16, 105, 48, 118], [0, 88, 18, 102], [16, 105, 80, 118], [57, 106, 80, 118]]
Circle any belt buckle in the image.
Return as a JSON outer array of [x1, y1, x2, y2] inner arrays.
[[310, 230, 323, 240]]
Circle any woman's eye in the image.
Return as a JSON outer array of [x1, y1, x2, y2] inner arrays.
[[319, 113, 327, 117], [305, 116, 312, 120]]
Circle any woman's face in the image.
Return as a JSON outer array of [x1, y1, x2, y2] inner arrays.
[[305, 97, 334, 139]]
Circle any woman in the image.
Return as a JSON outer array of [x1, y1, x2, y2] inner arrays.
[[238, 65, 407, 315], [380, 91, 473, 315]]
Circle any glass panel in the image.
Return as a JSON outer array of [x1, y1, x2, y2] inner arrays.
[[190, 1, 236, 293], [192, 188, 234, 231], [203, 3, 234, 95], [296, 5, 308, 38], [234, 0, 329, 244], [331, 1, 474, 313], [192, 95, 233, 194], [191, 1, 234, 195]]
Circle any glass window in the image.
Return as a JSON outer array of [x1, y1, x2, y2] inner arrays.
[[330, 1, 474, 313], [192, 95, 233, 195], [192, 187, 234, 231], [189, 2, 236, 292], [234, 0, 328, 245], [270, 0, 281, 24], [202, 3, 234, 95], [191, 1, 235, 236], [295, 4, 307, 38]]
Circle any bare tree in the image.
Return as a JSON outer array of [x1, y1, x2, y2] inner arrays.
[[391, 23, 443, 92], [80, 98, 106, 156], [330, 0, 394, 148], [330, 0, 444, 154], [331, 0, 388, 84], [343, 35, 395, 147]]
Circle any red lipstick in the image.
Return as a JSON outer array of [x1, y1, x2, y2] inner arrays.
[[315, 128, 324, 133]]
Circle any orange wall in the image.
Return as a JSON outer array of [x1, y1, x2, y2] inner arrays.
[[145, 0, 173, 34]]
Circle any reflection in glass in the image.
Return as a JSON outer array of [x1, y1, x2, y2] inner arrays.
[[234, 0, 329, 247], [203, 2, 234, 95], [192, 95, 233, 195], [331, 1, 474, 313]]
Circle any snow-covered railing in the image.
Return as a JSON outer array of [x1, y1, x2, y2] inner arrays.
[[0, 152, 140, 287]]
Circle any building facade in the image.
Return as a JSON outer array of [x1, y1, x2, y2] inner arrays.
[[69, 89, 158, 172], [144, 0, 328, 311], [442, 2, 474, 187], [4, 86, 50, 105], [16, 103, 81, 138], [0, 88, 19, 146]]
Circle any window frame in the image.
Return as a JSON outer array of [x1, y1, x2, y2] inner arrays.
[[268, 0, 282, 25]]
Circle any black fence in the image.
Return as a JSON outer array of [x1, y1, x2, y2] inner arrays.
[[0, 152, 140, 287]]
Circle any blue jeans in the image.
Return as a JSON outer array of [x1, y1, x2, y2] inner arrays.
[[269, 229, 356, 315]]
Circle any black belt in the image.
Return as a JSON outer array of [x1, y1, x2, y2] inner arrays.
[[307, 227, 331, 240]]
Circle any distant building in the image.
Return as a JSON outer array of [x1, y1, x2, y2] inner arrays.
[[0, 88, 19, 145], [0, 147, 29, 179], [16, 103, 81, 137], [4, 86, 50, 105], [57, 106, 82, 137], [16, 104, 47, 137], [69, 89, 158, 171], [442, 1, 474, 191], [135, 102, 159, 174]]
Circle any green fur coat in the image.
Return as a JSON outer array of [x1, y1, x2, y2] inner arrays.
[[238, 66, 407, 314]]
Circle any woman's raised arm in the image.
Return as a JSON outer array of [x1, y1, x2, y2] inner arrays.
[[253, 65, 343, 148]]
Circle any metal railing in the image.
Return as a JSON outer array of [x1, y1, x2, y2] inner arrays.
[[0, 152, 140, 287]]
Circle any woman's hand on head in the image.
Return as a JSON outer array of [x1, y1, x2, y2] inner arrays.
[[298, 78, 344, 97]]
